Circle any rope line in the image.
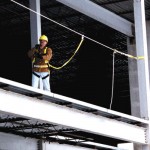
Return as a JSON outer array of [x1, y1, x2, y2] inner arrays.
[[109, 51, 115, 110], [10, 0, 144, 60], [49, 36, 84, 69]]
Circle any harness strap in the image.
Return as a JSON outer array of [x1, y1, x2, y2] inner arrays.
[[32, 72, 49, 80], [32, 47, 48, 64], [32, 72, 40, 78], [42, 74, 49, 80]]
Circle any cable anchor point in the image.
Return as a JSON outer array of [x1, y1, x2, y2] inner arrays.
[[81, 35, 85, 40], [113, 49, 117, 54]]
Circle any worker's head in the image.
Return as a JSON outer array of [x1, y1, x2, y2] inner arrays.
[[39, 35, 48, 47]]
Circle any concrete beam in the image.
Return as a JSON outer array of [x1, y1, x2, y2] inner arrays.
[[56, 0, 133, 37]]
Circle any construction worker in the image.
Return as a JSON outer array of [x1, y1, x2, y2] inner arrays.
[[27, 35, 52, 91]]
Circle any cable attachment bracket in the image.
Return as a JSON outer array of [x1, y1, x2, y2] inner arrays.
[[81, 35, 85, 40], [113, 49, 117, 54]]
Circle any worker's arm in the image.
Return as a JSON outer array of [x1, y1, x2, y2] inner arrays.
[[42, 48, 52, 61], [27, 48, 37, 60]]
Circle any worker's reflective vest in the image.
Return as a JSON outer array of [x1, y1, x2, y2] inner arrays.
[[32, 47, 48, 64]]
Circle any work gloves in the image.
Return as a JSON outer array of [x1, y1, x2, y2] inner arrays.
[[34, 52, 43, 59]]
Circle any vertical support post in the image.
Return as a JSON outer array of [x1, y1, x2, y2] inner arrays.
[[133, 0, 150, 119], [29, 0, 41, 48], [127, 37, 141, 117], [127, 37, 149, 150], [128, 0, 150, 149], [146, 21, 150, 71], [38, 140, 43, 150], [29, 0, 42, 89]]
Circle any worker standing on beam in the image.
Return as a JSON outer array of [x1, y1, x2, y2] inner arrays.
[[27, 35, 53, 92]]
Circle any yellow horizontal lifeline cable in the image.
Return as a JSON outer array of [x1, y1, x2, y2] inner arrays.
[[112, 49, 144, 60], [11, 0, 144, 60], [49, 36, 84, 70]]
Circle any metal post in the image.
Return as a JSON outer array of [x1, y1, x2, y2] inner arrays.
[[29, 0, 42, 89], [127, 37, 141, 117], [29, 0, 41, 48], [130, 0, 150, 149], [146, 21, 150, 73]]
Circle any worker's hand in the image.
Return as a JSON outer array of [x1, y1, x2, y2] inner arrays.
[[35, 44, 39, 49], [34, 52, 43, 59]]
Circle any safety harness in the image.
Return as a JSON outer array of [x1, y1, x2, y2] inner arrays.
[[32, 46, 50, 80], [32, 71, 49, 80]]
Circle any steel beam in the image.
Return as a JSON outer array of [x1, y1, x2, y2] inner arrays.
[[0, 77, 148, 125], [0, 88, 147, 144], [56, 0, 133, 37]]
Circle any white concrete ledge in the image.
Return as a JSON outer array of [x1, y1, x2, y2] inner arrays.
[[0, 87, 147, 144]]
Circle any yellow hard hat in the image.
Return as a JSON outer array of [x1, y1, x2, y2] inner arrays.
[[39, 35, 48, 42]]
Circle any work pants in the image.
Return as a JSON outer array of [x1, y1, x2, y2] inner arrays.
[[32, 72, 51, 91]]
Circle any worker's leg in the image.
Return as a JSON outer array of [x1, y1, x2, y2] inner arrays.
[[39, 77, 43, 90], [41, 72, 51, 91], [32, 72, 40, 89]]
